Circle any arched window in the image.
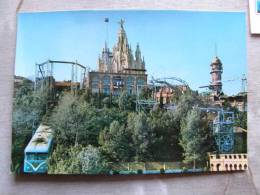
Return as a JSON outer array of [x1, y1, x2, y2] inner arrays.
[[216, 164, 221, 171], [136, 78, 145, 94], [225, 164, 228, 171], [103, 75, 110, 85], [234, 164, 237, 170], [102, 75, 110, 95], [137, 78, 145, 87], [239, 164, 242, 170], [91, 76, 99, 93], [126, 76, 134, 94], [229, 164, 233, 171], [244, 164, 248, 170]]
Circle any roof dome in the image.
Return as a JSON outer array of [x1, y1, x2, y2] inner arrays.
[[212, 56, 222, 64]]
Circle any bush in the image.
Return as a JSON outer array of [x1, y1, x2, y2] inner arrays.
[[112, 170, 120, 175], [160, 168, 165, 174], [137, 169, 143, 174]]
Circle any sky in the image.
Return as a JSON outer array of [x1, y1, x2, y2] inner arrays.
[[257, 0, 260, 13], [15, 10, 246, 95]]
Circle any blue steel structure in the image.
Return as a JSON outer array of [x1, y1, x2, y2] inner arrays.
[[24, 125, 53, 173], [200, 108, 234, 153], [135, 77, 189, 112]]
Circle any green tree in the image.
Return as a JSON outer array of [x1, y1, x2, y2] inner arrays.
[[127, 112, 154, 161], [235, 111, 247, 129], [99, 121, 133, 162], [48, 145, 108, 174], [118, 90, 135, 111], [139, 87, 152, 100], [11, 85, 48, 173], [179, 107, 211, 169], [50, 93, 100, 147], [148, 109, 183, 161]]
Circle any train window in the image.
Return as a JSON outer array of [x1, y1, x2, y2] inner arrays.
[[37, 153, 48, 160], [26, 153, 47, 160], [26, 153, 35, 160]]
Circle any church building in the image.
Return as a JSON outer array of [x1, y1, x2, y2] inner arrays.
[[87, 19, 147, 95]]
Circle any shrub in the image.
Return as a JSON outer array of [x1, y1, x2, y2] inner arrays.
[[160, 168, 165, 174], [137, 169, 143, 174]]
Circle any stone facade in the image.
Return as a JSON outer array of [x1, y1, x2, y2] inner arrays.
[[220, 92, 247, 112], [154, 86, 188, 104], [88, 19, 147, 95], [209, 153, 248, 171], [88, 71, 147, 95]]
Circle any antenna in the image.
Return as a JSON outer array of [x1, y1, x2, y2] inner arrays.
[[104, 18, 109, 48], [214, 43, 218, 57], [241, 74, 247, 93]]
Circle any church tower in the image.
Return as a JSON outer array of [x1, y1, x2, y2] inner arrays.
[[91, 18, 148, 95], [98, 41, 113, 72], [210, 56, 223, 95], [112, 19, 133, 72], [97, 19, 146, 74]]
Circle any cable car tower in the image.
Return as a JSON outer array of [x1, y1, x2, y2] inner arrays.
[[200, 107, 234, 153]]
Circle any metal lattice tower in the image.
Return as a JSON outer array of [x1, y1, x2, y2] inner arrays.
[[135, 84, 157, 112], [200, 107, 234, 153], [35, 60, 88, 94], [135, 77, 189, 112]]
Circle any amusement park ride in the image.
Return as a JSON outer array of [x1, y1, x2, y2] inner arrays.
[[136, 76, 235, 154], [35, 59, 89, 94], [25, 62, 236, 173], [135, 77, 189, 112]]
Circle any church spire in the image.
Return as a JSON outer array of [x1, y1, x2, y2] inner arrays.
[[135, 43, 142, 68], [118, 19, 125, 30]]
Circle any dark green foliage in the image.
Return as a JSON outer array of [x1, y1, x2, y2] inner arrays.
[[48, 145, 108, 174], [50, 93, 102, 146], [139, 87, 152, 100], [12, 79, 240, 174], [148, 109, 183, 161], [12, 82, 49, 174], [179, 107, 213, 168], [137, 169, 143, 174], [127, 112, 155, 161], [99, 121, 134, 162], [234, 132, 247, 153], [160, 168, 165, 174], [235, 111, 247, 130], [118, 90, 136, 111]]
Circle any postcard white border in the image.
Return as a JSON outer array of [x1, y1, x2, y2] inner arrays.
[[249, 0, 260, 34]]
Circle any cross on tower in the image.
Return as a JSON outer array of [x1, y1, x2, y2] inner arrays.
[[118, 19, 125, 28]]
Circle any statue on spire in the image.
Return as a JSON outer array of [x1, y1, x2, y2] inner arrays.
[[118, 19, 125, 29]]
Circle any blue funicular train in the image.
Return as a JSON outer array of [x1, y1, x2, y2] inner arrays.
[[24, 124, 53, 173]]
